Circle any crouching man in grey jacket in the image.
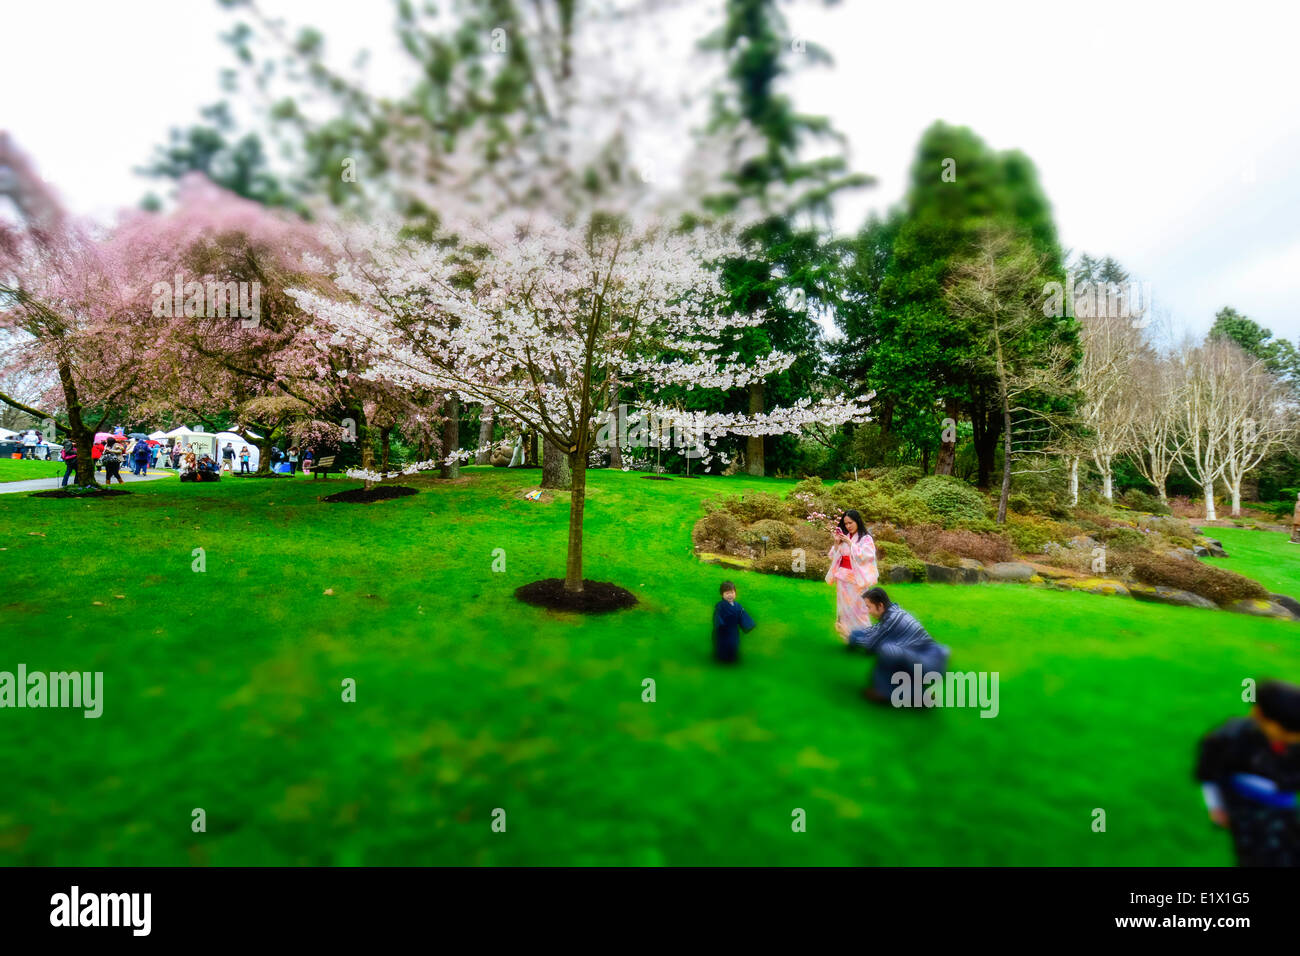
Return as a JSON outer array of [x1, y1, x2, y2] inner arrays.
[[835, 586, 950, 706]]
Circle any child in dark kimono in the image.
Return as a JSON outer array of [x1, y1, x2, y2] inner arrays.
[[1196, 679, 1300, 867], [712, 581, 755, 664]]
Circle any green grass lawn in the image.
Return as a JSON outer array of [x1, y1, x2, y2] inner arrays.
[[0, 458, 66, 483], [1201, 525, 1300, 597], [0, 466, 1295, 865]]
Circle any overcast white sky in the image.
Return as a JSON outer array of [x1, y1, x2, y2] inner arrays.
[[4, 0, 1299, 340]]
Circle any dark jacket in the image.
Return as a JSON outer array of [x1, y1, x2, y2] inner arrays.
[[1196, 717, 1300, 866], [849, 602, 945, 658]]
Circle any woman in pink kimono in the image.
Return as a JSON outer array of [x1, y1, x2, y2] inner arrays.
[[825, 509, 878, 641]]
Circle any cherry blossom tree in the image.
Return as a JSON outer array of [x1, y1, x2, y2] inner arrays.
[[108, 174, 410, 474], [0, 135, 150, 485], [292, 207, 871, 596]]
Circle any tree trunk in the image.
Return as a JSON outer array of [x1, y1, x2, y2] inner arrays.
[[994, 328, 1011, 524], [921, 446, 930, 475], [255, 432, 274, 476], [474, 404, 495, 464], [970, 403, 997, 490], [606, 387, 623, 470], [1203, 480, 1218, 521], [998, 400, 1012, 524], [523, 429, 538, 466], [935, 398, 958, 475], [1101, 458, 1113, 501], [380, 426, 392, 473], [542, 436, 572, 489], [1069, 457, 1079, 506], [745, 381, 765, 477], [440, 393, 460, 479], [55, 356, 96, 486], [1230, 478, 1242, 517], [564, 450, 587, 593]]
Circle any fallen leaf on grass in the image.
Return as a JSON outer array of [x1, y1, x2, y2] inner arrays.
[[323, 588, 335, 596]]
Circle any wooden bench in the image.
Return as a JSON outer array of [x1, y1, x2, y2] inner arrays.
[[311, 455, 337, 479]]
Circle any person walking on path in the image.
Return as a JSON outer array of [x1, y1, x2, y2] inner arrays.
[[101, 441, 126, 485]]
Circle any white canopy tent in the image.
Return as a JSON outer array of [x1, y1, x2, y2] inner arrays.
[[214, 432, 260, 471], [147, 430, 169, 441]]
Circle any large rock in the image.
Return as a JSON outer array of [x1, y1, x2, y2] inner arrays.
[[987, 561, 1035, 582], [1068, 535, 1100, 551], [887, 565, 918, 583], [1057, 577, 1130, 597], [1023, 561, 1085, 581], [489, 445, 512, 467], [1163, 547, 1196, 561], [923, 561, 984, 584], [1269, 593, 1300, 617], [1201, 537, 1228, 557], [1226, 598, 1298, 620], [1129, 583, 1217, 610]]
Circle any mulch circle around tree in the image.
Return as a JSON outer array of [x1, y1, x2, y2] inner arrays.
[[30, 487, 131, 499], [640, 475, 673, 481], [515, 578, 638, 613], [321, 485, 419, 504]]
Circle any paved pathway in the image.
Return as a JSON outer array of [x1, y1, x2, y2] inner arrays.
[[0, 469, 176, 494]]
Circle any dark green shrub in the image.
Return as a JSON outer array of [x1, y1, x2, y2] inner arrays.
[[1119, 487, 1171, 515], [1097, 526, 1146, 551], [911, 476, 989, 524], [1008, 493, 1034, 515], [708, 491, 789, 523], [865, 465, 924, 493]]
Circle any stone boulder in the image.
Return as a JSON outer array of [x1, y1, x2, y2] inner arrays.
[[1057, 577, 1130, 597], [1129, 583, 1217, 610], [1226, 598, 1298, 620], [1199, 537, 1228, 557], [987, 561, 1035, 582], [489, 445, 512, 467], [1269, 593, 1300, 617], [887, 565, 918, 584], [1023, 562, 1085, 581], [923, 561, 985, 584]]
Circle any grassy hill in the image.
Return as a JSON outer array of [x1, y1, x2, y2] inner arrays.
[[0, 467, 1294, 865]]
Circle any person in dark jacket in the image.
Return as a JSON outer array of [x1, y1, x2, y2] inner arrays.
[[837, 586, 950, 706], [712, 581, 756, 664], [131, 440, 151, 476], [59, 439, 77, 487], [1196, 679, 1300, 866]]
